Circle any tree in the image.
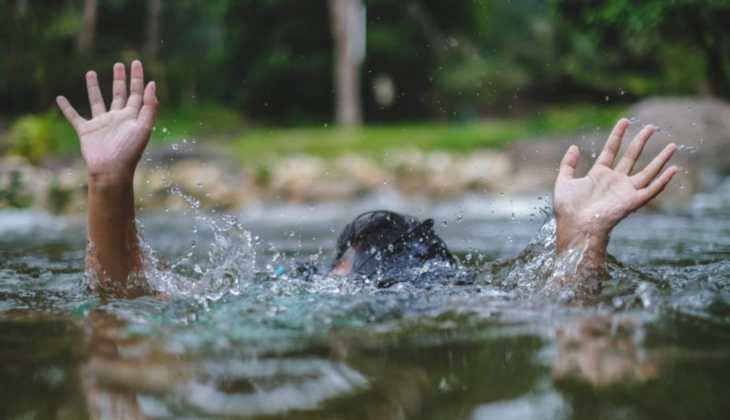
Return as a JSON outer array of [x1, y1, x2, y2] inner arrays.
[[77, 0, 97, 54], [329, 0, 365, 127], [553, 0, 730, 97], [144, 0, 160, 56]]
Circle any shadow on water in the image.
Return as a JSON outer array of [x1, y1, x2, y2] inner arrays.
[[1, 191, 729, 419]]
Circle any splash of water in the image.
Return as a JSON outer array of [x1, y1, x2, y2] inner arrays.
[[82, 183, 260, 304], [485, 210, 628, 302]]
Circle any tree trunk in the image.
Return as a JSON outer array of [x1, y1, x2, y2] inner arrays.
[[704, 46, 730, 98], [77, 0, 97, 55], [329, 0, 364, 127], [144, 0, 161, 57]]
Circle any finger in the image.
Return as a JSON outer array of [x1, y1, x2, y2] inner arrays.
[[110, 63, 128, 111], [137, 82, 158, 131], [637, 166, 679, 204], [595, 118, 629, 167], [86, 71, 107, 118], [558, 145, 579, 180], [631, 143, 678, 189], [615, 125, 654, 174], [127, 60, 144, 112], [56, 96, 86, 131]]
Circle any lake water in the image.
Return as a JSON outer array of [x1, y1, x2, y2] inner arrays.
[[1, 188, 729, 420]]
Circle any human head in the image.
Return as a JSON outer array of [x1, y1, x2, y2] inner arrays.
[[329, 210, 457, 278]]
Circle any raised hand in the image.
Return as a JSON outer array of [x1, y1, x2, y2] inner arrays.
[[56, 61, 158, 298], [56, 61, 158, 180], [553, 118, 678, 256]]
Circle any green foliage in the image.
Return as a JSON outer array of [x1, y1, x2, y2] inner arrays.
[[152, 102, 242, 140], [36, 102, 244, 156], [0, 0, 719, 150], [552, 0, 730, 97], [7, 111, 59, 164]]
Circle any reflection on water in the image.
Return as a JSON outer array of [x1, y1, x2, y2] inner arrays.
[[1, 190, 729, 419]]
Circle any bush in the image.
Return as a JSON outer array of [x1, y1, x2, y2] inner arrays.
[[6, 111, 58, 164]]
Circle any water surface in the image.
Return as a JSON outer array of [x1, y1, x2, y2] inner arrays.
[[1, 191, 729, 420]]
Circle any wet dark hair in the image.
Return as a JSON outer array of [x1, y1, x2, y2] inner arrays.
[[332, 210, 457, 278]]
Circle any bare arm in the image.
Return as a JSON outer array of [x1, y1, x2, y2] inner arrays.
[[57, 61, 158, 298], [553, 118, 678, 279]]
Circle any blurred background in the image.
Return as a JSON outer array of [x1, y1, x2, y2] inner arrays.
[[1, 0, 729, 213]]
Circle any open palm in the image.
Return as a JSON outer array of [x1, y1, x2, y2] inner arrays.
[[554, 119, 678, 239], [56, 61, 158, 178]]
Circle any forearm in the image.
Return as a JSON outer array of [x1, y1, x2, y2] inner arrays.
[[86, 173, 148, 297]]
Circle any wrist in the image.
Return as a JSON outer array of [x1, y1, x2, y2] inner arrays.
[[88, 171, 135, 188], [555, 217, 611, 255]]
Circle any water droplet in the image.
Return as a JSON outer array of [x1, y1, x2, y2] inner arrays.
[[605, 95, 610, 101], [162, 127, 168, 133], [442, 220, 448, 227], [172, 144, 179, 150]]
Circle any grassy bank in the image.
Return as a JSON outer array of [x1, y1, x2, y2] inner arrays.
[[226, 105, 625, 162], [1, 103, 625, 163]]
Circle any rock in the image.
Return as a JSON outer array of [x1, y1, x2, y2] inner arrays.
[[625, 97, 730, 172], [506, 97, 730, 207], [333, 154, 387, 190], [507, 131, 608, 193], [457, 151, 513, 192], [270, 155, 328, 201], [624, 97, 730, 202]]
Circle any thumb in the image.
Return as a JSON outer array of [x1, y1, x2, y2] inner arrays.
[[137, 81, 158, 131], [558, 145, 579, 180]]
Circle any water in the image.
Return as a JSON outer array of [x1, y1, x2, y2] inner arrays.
[[1, 190, 729, 420]]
